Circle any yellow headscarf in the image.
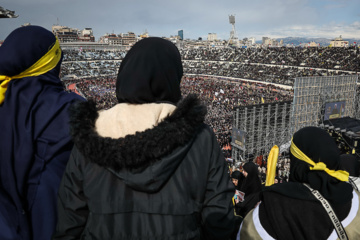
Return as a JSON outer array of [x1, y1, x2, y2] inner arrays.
[[0, 37, 61, 104], [290, 138, 349, 182]]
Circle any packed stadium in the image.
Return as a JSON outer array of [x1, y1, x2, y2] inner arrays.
[[60, 46, 360, 158], [2, 3, 360, 239]]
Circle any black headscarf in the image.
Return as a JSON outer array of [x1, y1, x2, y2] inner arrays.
[[289, 126, 352, 204], [116, 37, 183, 104], [231, 170, 244, 190], [235, 162, 262, 218], [240, 161, 262, 195]]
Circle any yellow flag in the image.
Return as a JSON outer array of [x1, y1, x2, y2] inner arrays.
[[265, 145, 279, 186]]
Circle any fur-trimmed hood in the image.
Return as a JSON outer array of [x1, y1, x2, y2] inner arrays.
[[68, 94, 207, 192]]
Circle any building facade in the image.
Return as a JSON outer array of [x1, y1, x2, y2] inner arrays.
[[207, 33, 217, 41], [52, 25, 79, 42], [99, 33, 122, 45], [330, 36, 349, 47], [52, 25, 95, 42], [78, 28, 95, 42], [178, 30, 184, 40], [121, 32, 137, 46]]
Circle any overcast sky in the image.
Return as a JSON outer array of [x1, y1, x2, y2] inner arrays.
[[1, 0, 360, 41]]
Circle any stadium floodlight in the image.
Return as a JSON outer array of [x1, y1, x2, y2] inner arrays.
[[0, 6, 18, 18], [227, 15, 238, 47], [229, 15, 235, 25]]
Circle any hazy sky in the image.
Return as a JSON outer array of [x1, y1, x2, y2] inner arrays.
[[1, 0, 360, 41]]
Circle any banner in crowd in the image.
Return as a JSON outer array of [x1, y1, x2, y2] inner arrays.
[[232, 128, 246, 151], [323, 100, 346, 121]]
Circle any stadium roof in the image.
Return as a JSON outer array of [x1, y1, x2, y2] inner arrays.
[[0, 6, 18, 18]]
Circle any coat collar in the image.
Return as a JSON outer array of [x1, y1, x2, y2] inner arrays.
[[69, 94, 207, 171], [95, 102, 176, 139]]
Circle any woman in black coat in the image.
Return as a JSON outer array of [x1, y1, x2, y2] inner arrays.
[[230, 170, 246, 240], [237, 162, 262, 218], [53, 37, 235, 240], [238, 127, 360, 239]]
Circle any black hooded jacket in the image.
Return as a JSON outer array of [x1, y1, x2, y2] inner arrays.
[[238, 127, 360, 240], [237, 162, 262, 218], [52, 95, 235, 240]]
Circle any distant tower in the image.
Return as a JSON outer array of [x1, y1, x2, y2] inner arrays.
[[178, 29, 183, 40], [227, 15, 238, 47]]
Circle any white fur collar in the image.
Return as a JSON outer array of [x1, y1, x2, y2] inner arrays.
[[95, 103, 176, 138]]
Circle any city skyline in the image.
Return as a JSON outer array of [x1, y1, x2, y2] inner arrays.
[[1, 0, 360, 41]]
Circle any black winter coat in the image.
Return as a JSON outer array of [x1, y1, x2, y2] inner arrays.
[[53, 95, 235, 240]]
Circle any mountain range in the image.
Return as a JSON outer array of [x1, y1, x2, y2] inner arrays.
[[256, 37, 360, 46]]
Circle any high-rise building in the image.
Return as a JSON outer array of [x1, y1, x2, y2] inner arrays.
[[178, 30, 184, 40]]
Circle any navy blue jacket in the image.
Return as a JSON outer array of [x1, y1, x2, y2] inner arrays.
[[0, 25, 85, 240]]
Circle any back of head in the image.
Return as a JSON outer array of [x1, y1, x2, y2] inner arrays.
[[0, 25, 63, 105], [231, 170, 243, 181], [241, 161, 262, 194], [289, 126, 352, 204], [340, 154, 360, 177], [243, 161, 259, 176], [0, 25, 61, 77], [116, 37, 183, 104]]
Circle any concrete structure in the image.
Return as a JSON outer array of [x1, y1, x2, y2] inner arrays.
[[121, 32, 136, 46], [98, 32, 136, 46], [262, 37, 270, 45], [207, 33, 217, 41], [248, 37, 256, 45], [60, 41, 126, 51], [52, 25, 95, 42], [99, 33, 122, 45], [52, 25, 79, 42], [330, 35, 349, 47], [78, 28, 95, 42], [262, 37, 282, 47], [308, 41, 320, 47]]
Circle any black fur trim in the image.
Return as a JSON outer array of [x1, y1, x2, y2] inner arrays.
[[69, 94, 207, 171]]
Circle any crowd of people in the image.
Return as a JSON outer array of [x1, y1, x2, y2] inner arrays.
[[182, 61, 350, 86], [64, 75, 294, 155], [61, 46, 360, 87], [231, 157, 291, 185], [61, 46, 360, 163], [180, 46, 360, 72], [1, 25, 360, 240], [62, 45, 360, 199]]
